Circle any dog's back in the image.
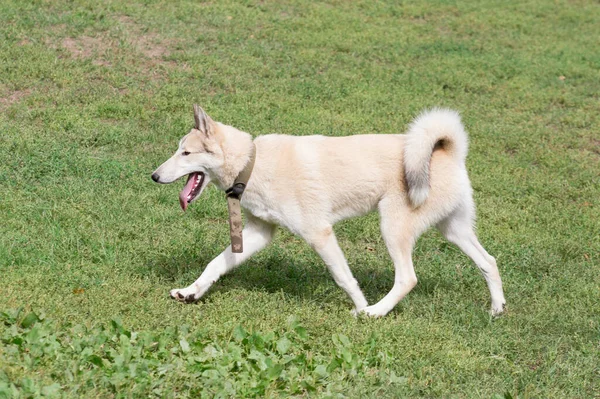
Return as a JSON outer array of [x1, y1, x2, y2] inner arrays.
[[245, 112, 468, 230]]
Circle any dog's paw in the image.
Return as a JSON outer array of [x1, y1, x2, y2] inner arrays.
[[360, 305, 387, 318], [169, 287, 200, 304], [491, 301, 506, 316], [350, 307, 367, 318]]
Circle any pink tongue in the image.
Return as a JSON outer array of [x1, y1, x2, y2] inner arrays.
[[179, 173, 199, 211]]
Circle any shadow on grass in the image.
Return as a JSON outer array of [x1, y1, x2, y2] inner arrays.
[[140, 246, 453, 306]]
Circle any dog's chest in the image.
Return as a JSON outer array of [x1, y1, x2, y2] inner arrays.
[[241, 192, 284, 224]]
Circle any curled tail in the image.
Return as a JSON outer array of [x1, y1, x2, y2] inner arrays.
[[403, 109, 469, 207]]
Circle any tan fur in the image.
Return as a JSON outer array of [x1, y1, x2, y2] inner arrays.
[[152, 107, 506, 317]]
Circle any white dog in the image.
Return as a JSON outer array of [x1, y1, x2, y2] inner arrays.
[[151, 106, 506, 317]]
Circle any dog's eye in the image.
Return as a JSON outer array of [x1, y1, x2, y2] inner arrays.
[[182, 151, 191, 156]]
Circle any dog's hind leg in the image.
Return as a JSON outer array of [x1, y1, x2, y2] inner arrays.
[[170, 215, 276, 303], [437, 205, 506, 315], [304, 226, 369, 313], [361, 198, 417, 318]]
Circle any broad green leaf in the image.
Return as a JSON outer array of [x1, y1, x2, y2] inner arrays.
[[314, 364, 329, 379], [276, 337, 292, 354], [20, 312, 39, 329], [87, 355, 104, 368], [338, 334, 351, 348], [266, 363, 283, 380], [341, 349, 353, 364], [294, 326, 308, 340], [248, 349, 268, 370], [233, 325, 247, 342], [179, 338, 190, 353]]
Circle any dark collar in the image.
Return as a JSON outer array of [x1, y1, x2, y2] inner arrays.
[[225, 142, 256, 253], [225, 142, 256, 200]]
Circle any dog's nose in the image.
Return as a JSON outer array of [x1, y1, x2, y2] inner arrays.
[[151, 173, 160, 182]]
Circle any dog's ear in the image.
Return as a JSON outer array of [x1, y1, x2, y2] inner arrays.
[[193, 104, 214, 136]]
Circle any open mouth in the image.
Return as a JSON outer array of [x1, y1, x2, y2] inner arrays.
[[179, 172, 205, 211]]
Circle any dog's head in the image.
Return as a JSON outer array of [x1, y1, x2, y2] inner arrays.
[[151, 105, 224, 211]]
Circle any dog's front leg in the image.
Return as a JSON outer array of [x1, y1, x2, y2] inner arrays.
[[170, 216, 275, 303]]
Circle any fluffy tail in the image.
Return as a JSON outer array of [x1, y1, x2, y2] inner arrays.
[[403, 109, 469, 207]]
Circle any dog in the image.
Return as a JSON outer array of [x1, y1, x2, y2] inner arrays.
[[151, 106, 506, 317]]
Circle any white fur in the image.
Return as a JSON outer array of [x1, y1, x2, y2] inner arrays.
[[404, 109, 468, 207], [153, 109, 506, 317]]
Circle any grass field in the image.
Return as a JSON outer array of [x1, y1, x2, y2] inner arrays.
[[1, 0, 599, 397]]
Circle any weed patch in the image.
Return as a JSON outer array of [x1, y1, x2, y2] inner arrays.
[[1, 309, 403, 398]]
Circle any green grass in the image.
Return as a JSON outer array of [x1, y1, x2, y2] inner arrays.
[[1, 0, 599, 397]]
